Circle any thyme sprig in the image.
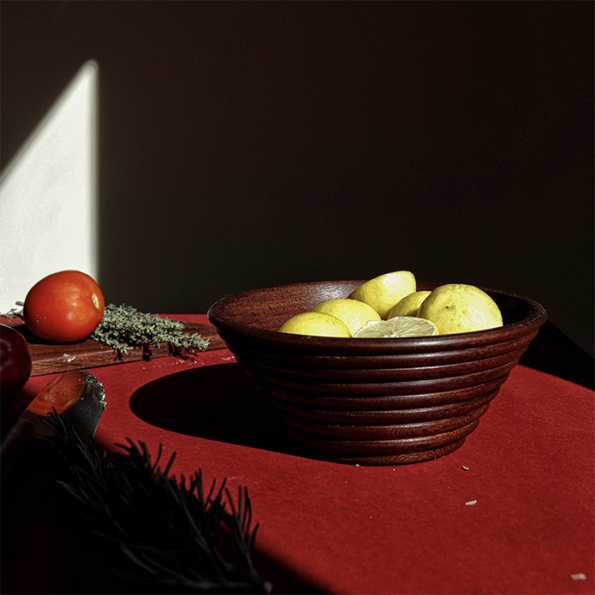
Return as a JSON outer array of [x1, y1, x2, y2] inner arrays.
[[91, 304, 210, 358], [40, 412, 271, 593], [0, 302, 210, 360]]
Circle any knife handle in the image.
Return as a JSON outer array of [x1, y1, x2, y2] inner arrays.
[[0, 418, 36, 483]]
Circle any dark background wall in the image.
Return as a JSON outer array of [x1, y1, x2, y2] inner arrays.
[[2, 1, 593, 356]]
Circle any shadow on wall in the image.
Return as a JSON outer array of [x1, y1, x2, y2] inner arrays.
[[1, 2, 593, 355]]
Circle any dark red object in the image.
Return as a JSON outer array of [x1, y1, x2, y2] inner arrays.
[[208, 280, 548, 465], [25, 370, 88, 416], [0, 324, 32, 401]]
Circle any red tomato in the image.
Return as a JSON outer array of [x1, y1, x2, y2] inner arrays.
[[23, 270, 105, 343], [0, 324, 32, 400]]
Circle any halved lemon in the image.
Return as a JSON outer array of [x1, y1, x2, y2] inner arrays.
[[354, 316, 438, 339]]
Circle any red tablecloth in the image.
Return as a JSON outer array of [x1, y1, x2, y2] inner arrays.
[[2, 315, 593, 594]]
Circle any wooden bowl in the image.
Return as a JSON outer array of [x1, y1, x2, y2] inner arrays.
[[207, 281, 547, 465]]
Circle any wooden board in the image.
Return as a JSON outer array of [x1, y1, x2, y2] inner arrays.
[[6, 322, 226, 377]]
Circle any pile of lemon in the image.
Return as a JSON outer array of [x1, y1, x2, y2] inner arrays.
[[279, 271, 503, 339]]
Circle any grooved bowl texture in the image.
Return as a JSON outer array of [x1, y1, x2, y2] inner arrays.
[[207, 281, 547, 465]]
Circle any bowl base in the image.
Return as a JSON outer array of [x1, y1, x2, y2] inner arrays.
[[285, 433, 468, 466]]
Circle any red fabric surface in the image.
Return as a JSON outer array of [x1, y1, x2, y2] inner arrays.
[[2, 315, 593, 594]]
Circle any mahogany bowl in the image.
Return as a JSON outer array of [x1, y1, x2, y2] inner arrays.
[[207, 281, 547, 465]]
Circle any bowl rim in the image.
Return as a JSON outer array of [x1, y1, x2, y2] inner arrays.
[[207, 280, 547, 353]]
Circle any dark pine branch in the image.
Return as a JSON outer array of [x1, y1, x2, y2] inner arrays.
[[39, 412, 271, 593]]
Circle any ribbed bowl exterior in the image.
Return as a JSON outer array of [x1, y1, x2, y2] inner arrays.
[[208, 281, 547, 465]]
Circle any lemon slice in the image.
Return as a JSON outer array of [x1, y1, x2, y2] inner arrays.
[[311, 298, 381, 336], [387, 290, 432, 318], [354, 316, 438, 339], [349, 271, 416, 319], [279, 312, 351, 337], [419, 283, 503, 335]]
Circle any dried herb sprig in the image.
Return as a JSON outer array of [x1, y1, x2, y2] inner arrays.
[[40, 412, 271, 593], [91, 304, 210, 358], [1, 302, 210, 361]]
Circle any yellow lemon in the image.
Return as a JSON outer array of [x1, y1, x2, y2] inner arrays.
[[387, 290, 432, 318], [311, 298, 381, 336], [349, 271, 416, 319], [354, 316, 437, 339], [279, 312, 351, 338], [418, 283, 503, 335]]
